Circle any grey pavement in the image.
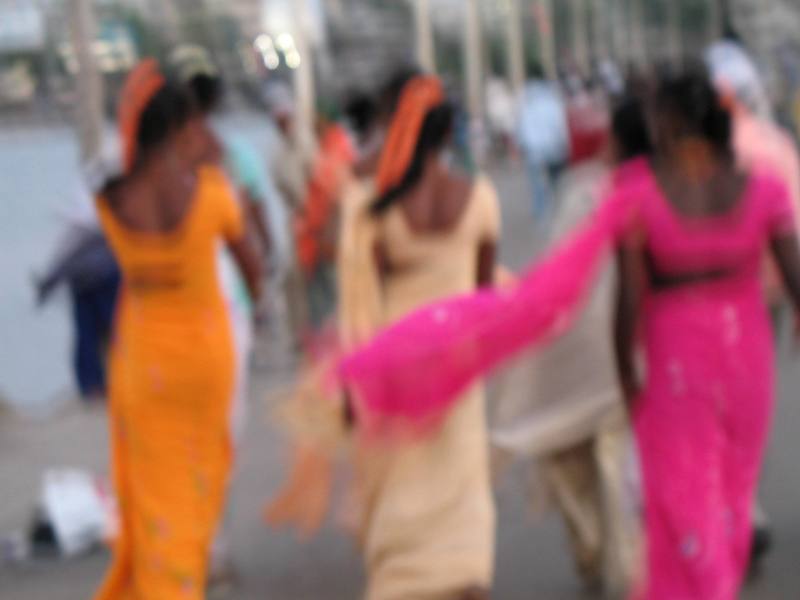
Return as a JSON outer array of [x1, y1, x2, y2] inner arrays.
[[2, 163, 800, 599]]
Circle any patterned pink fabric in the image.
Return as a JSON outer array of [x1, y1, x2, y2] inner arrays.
[[628, 167, 792, 599], [337, 160, 793, 599]]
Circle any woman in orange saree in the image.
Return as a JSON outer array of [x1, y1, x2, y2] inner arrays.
[[94, 60, 262, 599]]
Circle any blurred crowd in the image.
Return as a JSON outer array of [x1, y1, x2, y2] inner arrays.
[[24, 17, 800, 600]]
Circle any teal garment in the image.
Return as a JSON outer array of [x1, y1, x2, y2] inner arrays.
[[223, 134, 292, 273], [221, 136, 268, 315], [220, 134, 294, 315], [224, 136, 272, 204]]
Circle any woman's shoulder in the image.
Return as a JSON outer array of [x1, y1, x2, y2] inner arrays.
[[746, 165, 790, 196], [196, 164, 239, 208], [743, 167, 795, 224], [467, 172, 499, 205], [197, 163, 230, 187], [605, 158, 655, 207], [467, 172, 501, 237]]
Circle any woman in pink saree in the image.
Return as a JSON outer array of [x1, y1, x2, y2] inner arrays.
[[335, 68, 800, 598], [615, 70, 800, 598]]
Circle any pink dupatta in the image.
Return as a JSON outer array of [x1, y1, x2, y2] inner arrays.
[[338, 161, 646, 438]]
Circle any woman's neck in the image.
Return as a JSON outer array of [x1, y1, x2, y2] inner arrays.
[[138, 151, 195, 193], [668, 138, 720, 183]]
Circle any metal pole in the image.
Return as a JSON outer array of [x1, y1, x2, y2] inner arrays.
[[294, 0, 316, 148], [464, 0, 483, 120], [570, 0, 590, 76], [629, 0, 647, 68], [463, 0, 484, 165], [536, 0, 557, 80], [591, 0, 609, 63], [413, 0, 437, 73], [69, 0, 104, 162], [505, 0, 525, 96]]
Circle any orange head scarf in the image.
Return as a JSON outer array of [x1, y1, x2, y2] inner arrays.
[[118, 59, 166, 173], [374, 75, 445, 196]]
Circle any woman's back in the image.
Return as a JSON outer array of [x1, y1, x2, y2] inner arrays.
[[98, 166, 240, 317], [97, 166, 243, 384], [378, 175, 500, 320], [634, 165, 793, 288]]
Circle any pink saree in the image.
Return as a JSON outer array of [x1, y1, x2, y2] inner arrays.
[[336, 160, 793, 599]]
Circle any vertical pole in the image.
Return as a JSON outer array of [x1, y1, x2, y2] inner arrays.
[[464, 0, 484, 165], [536, 0, 557, 80], [413, 0, 437, 73], [505, 0, 526, 96], [464, 0, 483, 119], [294, 0, 316, 148], [591, 0, 608, 62], [69, 0, 104, 162], [570, 0, 590, 76]]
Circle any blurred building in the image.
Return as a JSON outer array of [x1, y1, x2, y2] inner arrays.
[[208, 0, 262, 40], [730, 0, 800, 107], [0, 0, 46, 55]]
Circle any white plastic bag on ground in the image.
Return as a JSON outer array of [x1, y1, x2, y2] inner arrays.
[[39, 468, 116, 557]]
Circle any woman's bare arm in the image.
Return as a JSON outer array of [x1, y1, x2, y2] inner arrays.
[[614, 245, 646, 408], [477, 241, 497, 287], [243, 191, 272, 258], [228, 231, 264, 303]]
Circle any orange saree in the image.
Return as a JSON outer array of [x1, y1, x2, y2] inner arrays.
[[94, 166, 243, 599]]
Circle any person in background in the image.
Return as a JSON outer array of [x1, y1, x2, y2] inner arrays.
[[491, 96, 650, 597], [615, 66, 800, 599], [343, 91, 381, 169], [35, 134, 122, 402], [707, 40, 800, 572], [93, 60, 262, 600], [294, 104, 356, 329], [265, 83, 317, 346], [265, 83, 317, 215], [517, 64, 570, 225], [598, 59, 626, 98], [486, 77, 517, 158], [35, 179, 119, 402], [565, 79, 611, 166]]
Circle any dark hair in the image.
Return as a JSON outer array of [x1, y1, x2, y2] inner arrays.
[[102, 81, 194, 192], [344, 92, 377, 139], [611, 96, 653, 161], [370, 70, 454, 216], [186, 73, 223, 114], [654, 65, 732, 157], [135, 82, 194, 163]]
